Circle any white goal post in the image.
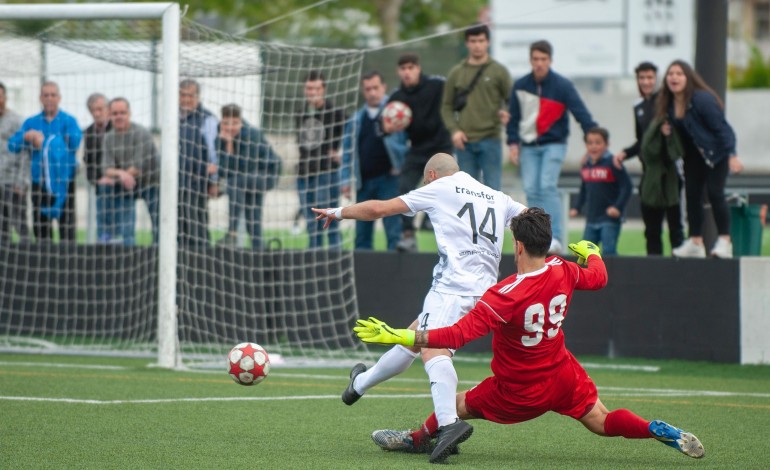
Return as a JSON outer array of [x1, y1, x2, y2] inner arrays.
[[0, 3, 181, 368], [0, 3, 369, 369]]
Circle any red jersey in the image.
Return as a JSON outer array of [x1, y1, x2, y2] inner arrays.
[[428, 255, 607, 385]]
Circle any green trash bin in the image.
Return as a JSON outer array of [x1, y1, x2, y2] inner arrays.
[[730, 203, 763, 256]]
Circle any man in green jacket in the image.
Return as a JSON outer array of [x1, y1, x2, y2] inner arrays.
[[638, 117, 685, 255], [440, 24, 512, 191]]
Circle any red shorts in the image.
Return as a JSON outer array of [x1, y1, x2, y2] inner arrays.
[[464, 352, 598, 424]]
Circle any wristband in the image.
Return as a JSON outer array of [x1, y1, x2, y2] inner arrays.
[[327, 207, 343, 219]]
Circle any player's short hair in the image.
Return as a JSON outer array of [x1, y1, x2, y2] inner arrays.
[[635, 61, 658, 75], [397, 52, 420, 67], [361, 70, 384, 83], [179, 78, 200, 94], [530, 40, 552, 58], [86, 93, 107, 109], [465, 24, 490, 40], [304, 70, 325, 85], [109, 97, 130, 110], [221, 103, 242, 119], [0, 82, 7, 94], [585, 126, 609, 144], [510, 208, 551, 257]]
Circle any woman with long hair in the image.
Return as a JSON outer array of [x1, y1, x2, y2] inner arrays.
[[656, 60, 743, 258]]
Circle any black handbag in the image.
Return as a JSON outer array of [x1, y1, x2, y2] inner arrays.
[[453, 63, 489, 112]]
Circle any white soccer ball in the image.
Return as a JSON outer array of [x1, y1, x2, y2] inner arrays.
[[382, 100, 413, 131], [227, 342, 270, 386]]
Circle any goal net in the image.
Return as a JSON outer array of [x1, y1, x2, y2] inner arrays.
[[0, 5, 370, 367]]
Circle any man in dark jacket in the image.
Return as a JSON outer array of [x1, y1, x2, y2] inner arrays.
[[83, 93, 112, 242], [385, 53, 452, 252], [179, 79, 213, 248], [296, 70, 345, 249]]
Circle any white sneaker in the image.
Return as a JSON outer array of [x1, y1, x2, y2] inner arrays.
[[672, 239, 706, 258], [548, 238, 563, 255], [710, 238, 733, 259]]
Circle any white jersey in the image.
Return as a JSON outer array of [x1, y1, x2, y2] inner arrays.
[[399, 171, 527, 296]]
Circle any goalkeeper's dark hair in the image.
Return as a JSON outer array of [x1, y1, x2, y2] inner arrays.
[[509, 208, 551, 257]]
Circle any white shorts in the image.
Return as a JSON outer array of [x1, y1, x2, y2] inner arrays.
[[416, 290, 479, 353]]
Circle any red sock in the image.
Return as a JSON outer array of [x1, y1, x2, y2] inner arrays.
[[604, 409, 652, 439], [411, 413, 439, 448]]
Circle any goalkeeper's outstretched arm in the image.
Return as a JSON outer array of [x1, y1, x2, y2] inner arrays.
[[311, 198, 409, 229], [568, 240, 608, 290]]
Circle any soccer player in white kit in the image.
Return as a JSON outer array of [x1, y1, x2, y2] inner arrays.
[[312, 152, 527, 439]]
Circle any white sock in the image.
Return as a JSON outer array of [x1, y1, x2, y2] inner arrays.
[[424, 355, 458, 427], [353, 345, 418, 395]]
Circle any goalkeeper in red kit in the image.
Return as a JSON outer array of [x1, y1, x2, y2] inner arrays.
[[354, 208, 704, 464]]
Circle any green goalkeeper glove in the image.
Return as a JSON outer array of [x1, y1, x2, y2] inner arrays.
[[568, 240, 602, 266], [353, 317, 415, 346]]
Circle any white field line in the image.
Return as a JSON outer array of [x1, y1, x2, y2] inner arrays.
[[0, 394, 431, 405], [2, 363, 767, 401], [0, 361, 128, 370], [2, 386, 770, 405]]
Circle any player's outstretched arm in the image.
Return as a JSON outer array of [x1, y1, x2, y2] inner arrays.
[[312, 198, 410, 229]]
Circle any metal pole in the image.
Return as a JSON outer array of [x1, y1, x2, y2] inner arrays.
[[694, 0, 728, 252]]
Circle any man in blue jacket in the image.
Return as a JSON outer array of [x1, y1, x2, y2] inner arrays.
[[216, 103, 282, 249], [179, 79, 213, 248], [507, 40, 596, 254], [7, 81, 81, 242], [341, 71, 407, 250]]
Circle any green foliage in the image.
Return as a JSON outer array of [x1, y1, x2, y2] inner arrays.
[[165, 0, 486, 46], [729, 45, 770, 89]]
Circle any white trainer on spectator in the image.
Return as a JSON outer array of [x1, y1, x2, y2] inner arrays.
[[548, 238, 563, 255], [672, 238, 706, 258], [710, 238, 733, 259]]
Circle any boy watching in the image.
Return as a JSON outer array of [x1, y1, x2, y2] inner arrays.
[[569, 127, 632, 255]]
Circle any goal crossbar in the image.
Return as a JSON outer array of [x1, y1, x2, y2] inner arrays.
[[0, 3, 177, 20]]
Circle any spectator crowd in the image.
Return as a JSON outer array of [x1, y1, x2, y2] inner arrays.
[[0, 25, 744, 258]]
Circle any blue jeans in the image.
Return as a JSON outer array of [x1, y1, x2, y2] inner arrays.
[[226, 175, 265, 249], [355, 174, 402, 250], [519, 143, 567, 239], [99, 185, 136, 245], [583, 220, 621, 256], [138, 185, 159, 244], [95, 188, 113, 243], [297, 171, 341, 249], [455, 137, 503, 190]]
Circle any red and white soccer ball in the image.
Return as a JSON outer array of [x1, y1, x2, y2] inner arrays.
[[382, 101, 412, 131], [227, 342, 270, 386]]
